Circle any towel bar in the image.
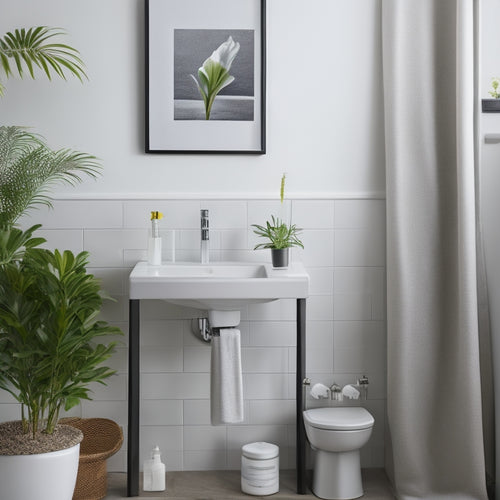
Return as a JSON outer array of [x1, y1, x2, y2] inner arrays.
[[191, 318, 239, 341], [484, 133, 500, 144]]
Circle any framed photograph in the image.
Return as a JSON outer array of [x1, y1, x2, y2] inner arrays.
[[145, 0, 266, 154]]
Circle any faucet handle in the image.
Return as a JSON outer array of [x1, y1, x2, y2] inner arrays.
[[357, 375, 369, 400], [200, 209, 209, 242]]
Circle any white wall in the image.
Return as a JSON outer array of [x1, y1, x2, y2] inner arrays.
[[0, 0, 387, 473], [0, 0, 385, 198], [480, 0, 500, 494]]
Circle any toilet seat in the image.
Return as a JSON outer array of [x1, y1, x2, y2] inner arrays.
[[303, 407, 374, 431]]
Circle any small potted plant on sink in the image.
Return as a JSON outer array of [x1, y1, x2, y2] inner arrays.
[[252, 174, 304, 268]]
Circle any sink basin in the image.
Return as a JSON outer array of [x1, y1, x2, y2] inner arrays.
[[129, 261, 309, 310], [142, 263, 266, 279]]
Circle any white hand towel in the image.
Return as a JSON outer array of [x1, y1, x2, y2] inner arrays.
[[210, 328, 244, 425]]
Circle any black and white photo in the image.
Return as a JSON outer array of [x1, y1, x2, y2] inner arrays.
[[146, 0, 265, 153], [174, 29, 255, 121]]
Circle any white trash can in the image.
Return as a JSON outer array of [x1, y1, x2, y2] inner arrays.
[[241, 442, 279, 496]]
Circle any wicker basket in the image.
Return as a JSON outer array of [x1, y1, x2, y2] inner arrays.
[[61, 417, 123, 500]]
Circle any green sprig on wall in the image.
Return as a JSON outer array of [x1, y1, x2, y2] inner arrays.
[[0, 26, 87, 96]]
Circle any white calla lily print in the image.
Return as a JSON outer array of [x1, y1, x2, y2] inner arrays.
[[190, 36, 240, 120]]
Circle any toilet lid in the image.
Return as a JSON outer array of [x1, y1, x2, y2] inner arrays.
[[303, 407, 374, 430]]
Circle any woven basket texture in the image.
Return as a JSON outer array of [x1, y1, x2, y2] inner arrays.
[[60, 417, 123, 500]]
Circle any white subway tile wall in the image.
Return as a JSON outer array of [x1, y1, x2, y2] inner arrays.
[[9, 198, 386, 471]]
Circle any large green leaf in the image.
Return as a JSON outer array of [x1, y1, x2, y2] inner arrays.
[[0, 126, 100, 226], [0, 26, 87, 96]]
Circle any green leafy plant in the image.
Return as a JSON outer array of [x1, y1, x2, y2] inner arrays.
[[0, 26, 121, 440], [0, 225, 122, 437], [0, 126, 100, 227], [0, 26, 87, 96], [190, 36, 240, 120], [252, 174, 304, 250], [1, 28, 95, 226], [489, 77, 500, 99], [252, 215, 304, 250]]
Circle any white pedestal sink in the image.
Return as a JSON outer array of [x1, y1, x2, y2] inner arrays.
[[129, 261, 309, 310], [126, 260, 310, 497]]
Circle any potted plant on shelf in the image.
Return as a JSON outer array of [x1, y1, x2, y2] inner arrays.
[[0, 28, 123, 500], [482, 77, 500, 112], [252, 174, 304, 268]]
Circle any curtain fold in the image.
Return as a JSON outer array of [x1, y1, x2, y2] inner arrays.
[[382, 1, 489, 498]]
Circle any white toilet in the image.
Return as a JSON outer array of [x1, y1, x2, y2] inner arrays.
[[303, 407, 374, 500]]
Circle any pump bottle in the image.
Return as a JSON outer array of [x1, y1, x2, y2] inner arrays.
[[148, 211, 163, 266], [143, 445, 166, 491]]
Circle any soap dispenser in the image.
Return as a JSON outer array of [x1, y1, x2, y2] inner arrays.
[[143, 445, 166, 492], [148, 211, 163, 266]]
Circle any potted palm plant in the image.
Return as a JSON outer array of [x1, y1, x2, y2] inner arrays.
[[252, 174, 304, 268], [0, 225, 122, 500], [0, 28, 122, 500]]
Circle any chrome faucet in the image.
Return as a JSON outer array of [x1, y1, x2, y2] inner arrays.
[[200, 209, 209, 264], [330, 383, 342, 401], [357, 375, 369, 400]]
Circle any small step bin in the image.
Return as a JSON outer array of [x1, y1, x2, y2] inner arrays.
[[241, 442, 279, 496]]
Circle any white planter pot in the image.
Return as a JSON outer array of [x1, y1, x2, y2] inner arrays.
[[0, 443, 80, 500]]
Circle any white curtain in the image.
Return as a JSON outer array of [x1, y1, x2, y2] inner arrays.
[[382, 1, 489, 498]]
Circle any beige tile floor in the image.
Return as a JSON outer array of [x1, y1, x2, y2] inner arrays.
[[105, 469, 396, 499]]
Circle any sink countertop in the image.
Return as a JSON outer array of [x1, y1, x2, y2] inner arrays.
[[129, 261, 310, 302]]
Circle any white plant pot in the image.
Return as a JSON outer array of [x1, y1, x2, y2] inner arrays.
[[0, 443, 80, 500]]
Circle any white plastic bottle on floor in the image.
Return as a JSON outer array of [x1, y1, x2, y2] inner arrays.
[[143, 446, 166, 492]]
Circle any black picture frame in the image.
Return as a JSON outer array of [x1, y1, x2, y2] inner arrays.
[[145, 0, 266, 154]]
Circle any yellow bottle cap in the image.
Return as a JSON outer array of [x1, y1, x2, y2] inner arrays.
[[151, 211, 163, 220]]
